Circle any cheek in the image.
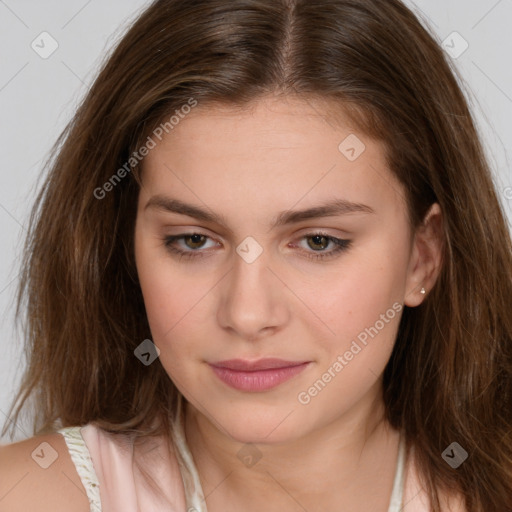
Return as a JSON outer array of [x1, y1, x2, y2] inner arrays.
[[297, 235, 408, 376], [136, 269, 199, 381], [294, 257, 404, 415], [134, 233, 214, 364], [310, 249, 405, 334], [137, 263, 197, 343], [135, 229, 183, 339]]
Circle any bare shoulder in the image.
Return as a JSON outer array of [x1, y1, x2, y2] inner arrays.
[[0, 432, 90, 512]]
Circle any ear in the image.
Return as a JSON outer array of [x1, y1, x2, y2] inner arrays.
[[404, 203, 444, 307]]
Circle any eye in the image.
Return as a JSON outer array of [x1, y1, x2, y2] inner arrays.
[[292, 232, 352, 260], [163, 233, 216, 260], [162, 231, 352, 261]]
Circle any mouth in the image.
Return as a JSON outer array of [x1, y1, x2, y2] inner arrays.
[[208, 358, 311, 392]]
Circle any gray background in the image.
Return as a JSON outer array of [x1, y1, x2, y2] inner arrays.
[[0, 0, 511, 442]]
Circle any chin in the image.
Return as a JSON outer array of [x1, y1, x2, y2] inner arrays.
[[215, 406, 308, 446]]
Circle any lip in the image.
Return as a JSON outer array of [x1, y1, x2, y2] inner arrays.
[[211, 358, 309, 371], [209, 358, 311, 392]]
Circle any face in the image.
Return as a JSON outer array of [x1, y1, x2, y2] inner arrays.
[[134, 95, 423, 444]]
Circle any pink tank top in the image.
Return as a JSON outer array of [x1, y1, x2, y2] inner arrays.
[[58, 412, 431, 511]]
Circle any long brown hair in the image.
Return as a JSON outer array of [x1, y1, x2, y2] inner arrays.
[[3, 0, 512, 510]]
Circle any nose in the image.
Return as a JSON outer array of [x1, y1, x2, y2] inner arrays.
[[217, 246, 290, 342]]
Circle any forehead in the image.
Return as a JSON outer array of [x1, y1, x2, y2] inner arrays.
[[139, 95, 407, 224], [151, 95, 365, 157]]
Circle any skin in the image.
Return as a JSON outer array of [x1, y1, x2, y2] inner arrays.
[[134, 94, 443, 511]]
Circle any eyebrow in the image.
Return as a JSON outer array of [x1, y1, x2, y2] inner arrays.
[[145, 195, 375, 230]]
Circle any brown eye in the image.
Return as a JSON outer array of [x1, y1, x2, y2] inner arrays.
[[183, 234, 208, 249], [306, 235, 330, 251], [163, 232, 217, 260], [294, 232, 352, 261]]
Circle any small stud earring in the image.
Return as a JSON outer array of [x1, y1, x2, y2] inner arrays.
[[420, 287, 426, 294]]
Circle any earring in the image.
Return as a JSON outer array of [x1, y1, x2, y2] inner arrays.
[[420, 287, 426, 294]]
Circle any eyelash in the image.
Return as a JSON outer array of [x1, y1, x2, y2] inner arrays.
[[162, 232, 352, 261]]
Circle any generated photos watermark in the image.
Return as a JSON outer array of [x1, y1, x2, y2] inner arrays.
[[297, 302, 403, 405], [94, 97, 198, 200]]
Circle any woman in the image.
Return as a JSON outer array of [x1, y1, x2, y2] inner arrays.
[[1, 0, 511, 511]]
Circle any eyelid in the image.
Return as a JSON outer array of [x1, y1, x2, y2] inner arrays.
[[292, 226, 354, 238], [162, 225, 351, 240], [165, 231, 220, 249], [289, 231, 351, 253]]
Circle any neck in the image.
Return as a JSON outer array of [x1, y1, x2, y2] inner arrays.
[[183, 381, 403, 511]]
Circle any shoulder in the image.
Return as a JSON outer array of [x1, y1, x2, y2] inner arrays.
[[0, 431, 90, 512], [403, 444, 467, 512]]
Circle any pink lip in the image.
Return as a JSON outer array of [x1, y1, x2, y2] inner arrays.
[[209, 358, 310, 392]]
